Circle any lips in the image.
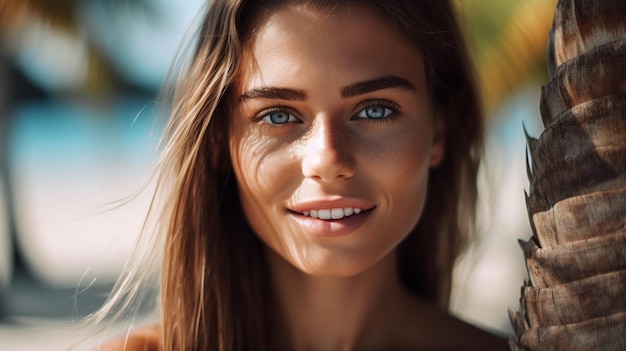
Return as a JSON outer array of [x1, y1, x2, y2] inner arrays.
[[287, 199, 375, 236], [289, 198, 374, 221]]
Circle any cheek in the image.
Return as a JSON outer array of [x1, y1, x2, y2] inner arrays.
[[230, 146, 280, 249], [229, 126, 298, 238], [367, 130, 433, 184], [234, 146, 296, 204], [230, 124, 279, 200], [229, 126, 265, 224], [231, 145, 308, 269], [368, 133, 432, 226], [391, 155, 430, 216]]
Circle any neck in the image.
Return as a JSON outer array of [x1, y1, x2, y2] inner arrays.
[[266, 249, 413, 351]]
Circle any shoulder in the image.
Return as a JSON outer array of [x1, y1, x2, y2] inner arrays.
[[432, 312, 509, 351], [435, 315, 510, 351], [95, 325, 161, 351], [398, 296, 509, 351]]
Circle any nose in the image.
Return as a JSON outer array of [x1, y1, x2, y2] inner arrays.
[[301, 117, 357, 182]]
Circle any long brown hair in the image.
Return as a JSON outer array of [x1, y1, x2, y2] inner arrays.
[[144, 0, 483, 349]]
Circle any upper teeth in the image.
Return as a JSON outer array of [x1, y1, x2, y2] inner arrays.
[[302, 208, 362, 220]]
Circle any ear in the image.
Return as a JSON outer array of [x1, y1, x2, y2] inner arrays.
[[429, 113, 446, 168]]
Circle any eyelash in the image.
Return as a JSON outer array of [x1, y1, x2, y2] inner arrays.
[[353, 100, 400, 123], [251, 99, 401, 126], [252, 106, 300, 126]]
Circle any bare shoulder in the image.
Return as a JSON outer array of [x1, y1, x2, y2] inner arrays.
[[399, 296, 510, 351], [95, 325, 161, 351]]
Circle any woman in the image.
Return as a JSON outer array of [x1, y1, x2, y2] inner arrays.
[[98, 0, 509, 349]]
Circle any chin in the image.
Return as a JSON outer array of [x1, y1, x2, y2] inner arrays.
[[291, 252, 385, 278]]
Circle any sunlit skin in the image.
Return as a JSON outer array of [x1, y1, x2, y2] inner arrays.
[[103, 4, 508, 351], [227, 4, 506, 351], [229, 6, 444, 278]]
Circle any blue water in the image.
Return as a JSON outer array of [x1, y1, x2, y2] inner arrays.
[[8, 96, 164, 176]]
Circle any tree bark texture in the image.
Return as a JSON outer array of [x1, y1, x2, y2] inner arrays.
[[510, 1, 626, 350]]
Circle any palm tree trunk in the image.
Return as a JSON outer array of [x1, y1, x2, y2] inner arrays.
[[510, 1, 626, 350]]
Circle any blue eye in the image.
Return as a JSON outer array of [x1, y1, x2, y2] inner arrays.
[[261, 110, 297, 124], [356, 105, 394, 119]]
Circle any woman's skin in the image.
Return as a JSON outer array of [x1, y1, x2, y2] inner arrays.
[[231, 4, 444, 280], [101, 4, 508, 351], [97, 326, 160, 351]]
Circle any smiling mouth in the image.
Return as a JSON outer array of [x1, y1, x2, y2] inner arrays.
[[293, 207, 369, 220]]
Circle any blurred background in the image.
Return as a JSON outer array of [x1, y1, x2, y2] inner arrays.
[[0, 0, 556, 349]]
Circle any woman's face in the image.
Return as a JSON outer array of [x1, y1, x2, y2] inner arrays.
[[229, 5, 445, 277]]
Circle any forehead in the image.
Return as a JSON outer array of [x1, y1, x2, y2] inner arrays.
[[237, 4, 425, 93]]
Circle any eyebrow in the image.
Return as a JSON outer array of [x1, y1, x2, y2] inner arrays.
[[340, 75, 416, 98], [239, 75, 416, 101], [240, 87, 307, 101]]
